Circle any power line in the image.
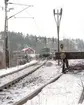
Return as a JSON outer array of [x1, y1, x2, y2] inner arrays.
[[8, 2, 33, 7], [8, 6, 30, 20], [14, 17, 34, 19], [14, 8, 42, 36], [24, 10, 42, 36]]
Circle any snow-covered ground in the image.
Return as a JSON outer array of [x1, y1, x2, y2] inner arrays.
[[0, 60, 38, 77], [23, 59, 84, 105], [0, 64, 42, 87], [0, 59, 84, 105], [24, 74, 83, 105], [0, 60, 61, 105], [69, 59, 84, 66]]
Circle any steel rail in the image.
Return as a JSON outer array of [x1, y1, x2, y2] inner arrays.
[[0, 61, 38, 78], [13, 73, 63, 105], [78, 87, 84, 104], [0, 61, 46, 91], [13, 60, 84, 105]]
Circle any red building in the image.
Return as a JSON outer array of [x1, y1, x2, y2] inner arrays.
[[22, 47, 35, 54]]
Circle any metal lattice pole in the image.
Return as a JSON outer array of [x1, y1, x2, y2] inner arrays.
[[53, 8, 63, 65], [4, 0, 9, 68]]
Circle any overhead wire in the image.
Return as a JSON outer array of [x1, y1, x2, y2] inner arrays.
[[8, 6, 30, 20], [8, 2, 45, 38], [8, 2, 33, 7], [24, 9, 42, 36]]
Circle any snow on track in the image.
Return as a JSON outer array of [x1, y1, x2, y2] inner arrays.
[[0, 60, 38, 77], [0, 64, 40, 87], [24, 74, 83, 105], [0, 60, 62, 105], [1, 59, 84, 105], [23, 59, 84, 105]]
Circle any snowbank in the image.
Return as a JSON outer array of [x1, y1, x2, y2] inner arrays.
[[0, 60, 37, 77]]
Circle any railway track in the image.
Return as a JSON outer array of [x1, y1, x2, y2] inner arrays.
[[1, 60, 84, 105], [13, 60, 84, 105], [0, 60, 62, 105], [13, 73, 63, 105], [0, 60, 38, 78], [0, 60, 46, 91]]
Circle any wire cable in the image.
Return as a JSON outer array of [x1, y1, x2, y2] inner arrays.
[[8, 2, 33, 7], [8, 6, 31, 20]]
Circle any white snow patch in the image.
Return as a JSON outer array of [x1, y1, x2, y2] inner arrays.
[[0, 60, 37, 77], [69, 59, 84, 66], [24, 74, 84, 105], [1, 60, 84, 105]]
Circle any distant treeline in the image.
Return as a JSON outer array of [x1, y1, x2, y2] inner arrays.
[[1, 31, 84, 54]]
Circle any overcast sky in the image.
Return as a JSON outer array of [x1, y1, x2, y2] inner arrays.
[[0, 0, 84, 39]]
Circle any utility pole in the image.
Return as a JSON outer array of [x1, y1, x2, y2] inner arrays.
[[35, 36, 37, 53], [44, 37, 47, 47], [4, 1, 33, 68], [53, 8, 63, 65], [4, 0, 9, 68]]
